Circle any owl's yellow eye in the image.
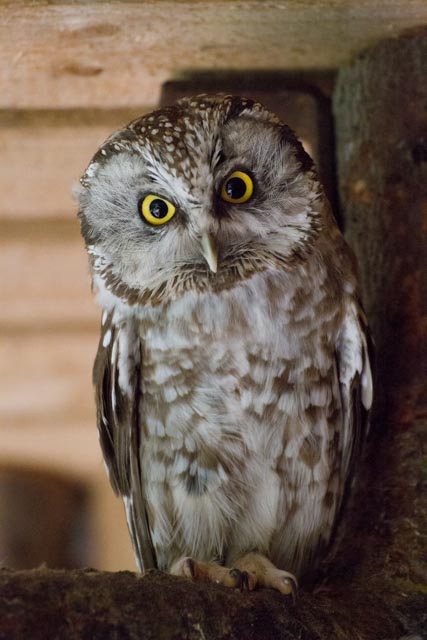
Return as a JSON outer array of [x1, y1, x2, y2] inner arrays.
[[140, 195, 176, 226], [221, 171, 254, 204]]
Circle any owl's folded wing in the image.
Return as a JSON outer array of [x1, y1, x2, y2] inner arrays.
[[93, 312, 156, 571], [336, 300, 374, 488]]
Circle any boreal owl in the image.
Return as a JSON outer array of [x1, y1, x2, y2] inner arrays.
[[77, 94, 373, 597]]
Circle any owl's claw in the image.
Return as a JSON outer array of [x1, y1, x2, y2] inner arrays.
[[263, 568, 298, 600], [282, 575, 298, 604], [229, 568, 256, 591], [183, 557, 196, 579], [229, 567, 243, 588]]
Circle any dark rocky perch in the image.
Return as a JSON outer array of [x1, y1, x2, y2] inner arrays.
[[1, 27, 427, 640]]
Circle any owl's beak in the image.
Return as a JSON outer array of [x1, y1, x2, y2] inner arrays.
[[200, 233, 218, 273]]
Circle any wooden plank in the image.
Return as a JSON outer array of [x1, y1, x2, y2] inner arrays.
[[0, 221, 98, 329], [0, 329, 99, 484], [0, 112, 145, 219], [1, 1, 427, 109], [90, 476, 136, 571], [0, 329, 136, 570], [0, 332, 97, 429], [0, 424, 100, 480]]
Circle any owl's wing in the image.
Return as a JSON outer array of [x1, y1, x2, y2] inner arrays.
[[336, 300, 374, 486], [93, 312, 156, 571]]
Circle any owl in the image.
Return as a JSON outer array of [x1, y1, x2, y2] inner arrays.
[[77, 94, 373, 597]]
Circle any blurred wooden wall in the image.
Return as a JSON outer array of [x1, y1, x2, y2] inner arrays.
[[0, 108, 139, 570]]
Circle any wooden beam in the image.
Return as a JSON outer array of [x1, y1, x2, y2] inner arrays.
[[0, 222, 97, 330], [0, 110, 146, 220], [1, 1, 427, 108], [0, 332, 96, 429]]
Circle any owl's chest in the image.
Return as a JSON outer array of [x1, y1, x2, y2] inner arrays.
[[137, 273, 341, 560], [138, 272, 339, 450], [142, 280, 285, 403]]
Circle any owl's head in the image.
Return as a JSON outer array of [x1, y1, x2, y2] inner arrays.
[[78, 95, 327, 308]]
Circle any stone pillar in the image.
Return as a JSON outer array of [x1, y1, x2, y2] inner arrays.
[[334, 27, 427, 424]]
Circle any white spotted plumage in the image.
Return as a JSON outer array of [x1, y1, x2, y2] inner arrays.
[[78, 94, 373, 585]]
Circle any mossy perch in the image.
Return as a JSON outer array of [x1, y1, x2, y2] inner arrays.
[[1, 28, 427, 640]]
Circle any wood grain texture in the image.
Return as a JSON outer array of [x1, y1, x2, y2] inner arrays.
[[0, 332, 96, 429], [1, 1, 427, 109], [0, 222, 96, 329]]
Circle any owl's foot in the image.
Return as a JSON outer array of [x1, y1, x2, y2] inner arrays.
[[170, 556, 257, 591], [233, 552, 298, 601]]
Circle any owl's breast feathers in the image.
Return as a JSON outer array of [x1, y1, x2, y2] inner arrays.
[[93, 252, 372, 575]]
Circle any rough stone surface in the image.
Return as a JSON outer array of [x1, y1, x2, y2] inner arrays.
[[334, 26, 427, 421]]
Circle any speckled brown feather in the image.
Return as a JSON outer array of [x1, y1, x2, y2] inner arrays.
[[94, 312, 156, 570]]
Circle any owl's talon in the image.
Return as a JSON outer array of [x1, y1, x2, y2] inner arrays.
[[183, 557, 196, 579], [241, 570, 258, 591], [229, 568, 251, 591], [283, 576, 298, 604], [239, 570, 250, 591], [229, 568, 243, 588], [264, 569, 298, 600], [241, 570, 253, 591]]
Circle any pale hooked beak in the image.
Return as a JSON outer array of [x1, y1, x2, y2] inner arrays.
[[200, 233, 218, 273]]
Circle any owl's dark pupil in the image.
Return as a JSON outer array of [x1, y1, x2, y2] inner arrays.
[[149, 199, 169, 219], [226, 177, 246, 200]]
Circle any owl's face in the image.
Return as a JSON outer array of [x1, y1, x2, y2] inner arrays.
[[78, 95, 325, 307]]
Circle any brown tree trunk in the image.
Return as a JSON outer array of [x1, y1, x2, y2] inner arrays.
[[1, 28, 427, 640]]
